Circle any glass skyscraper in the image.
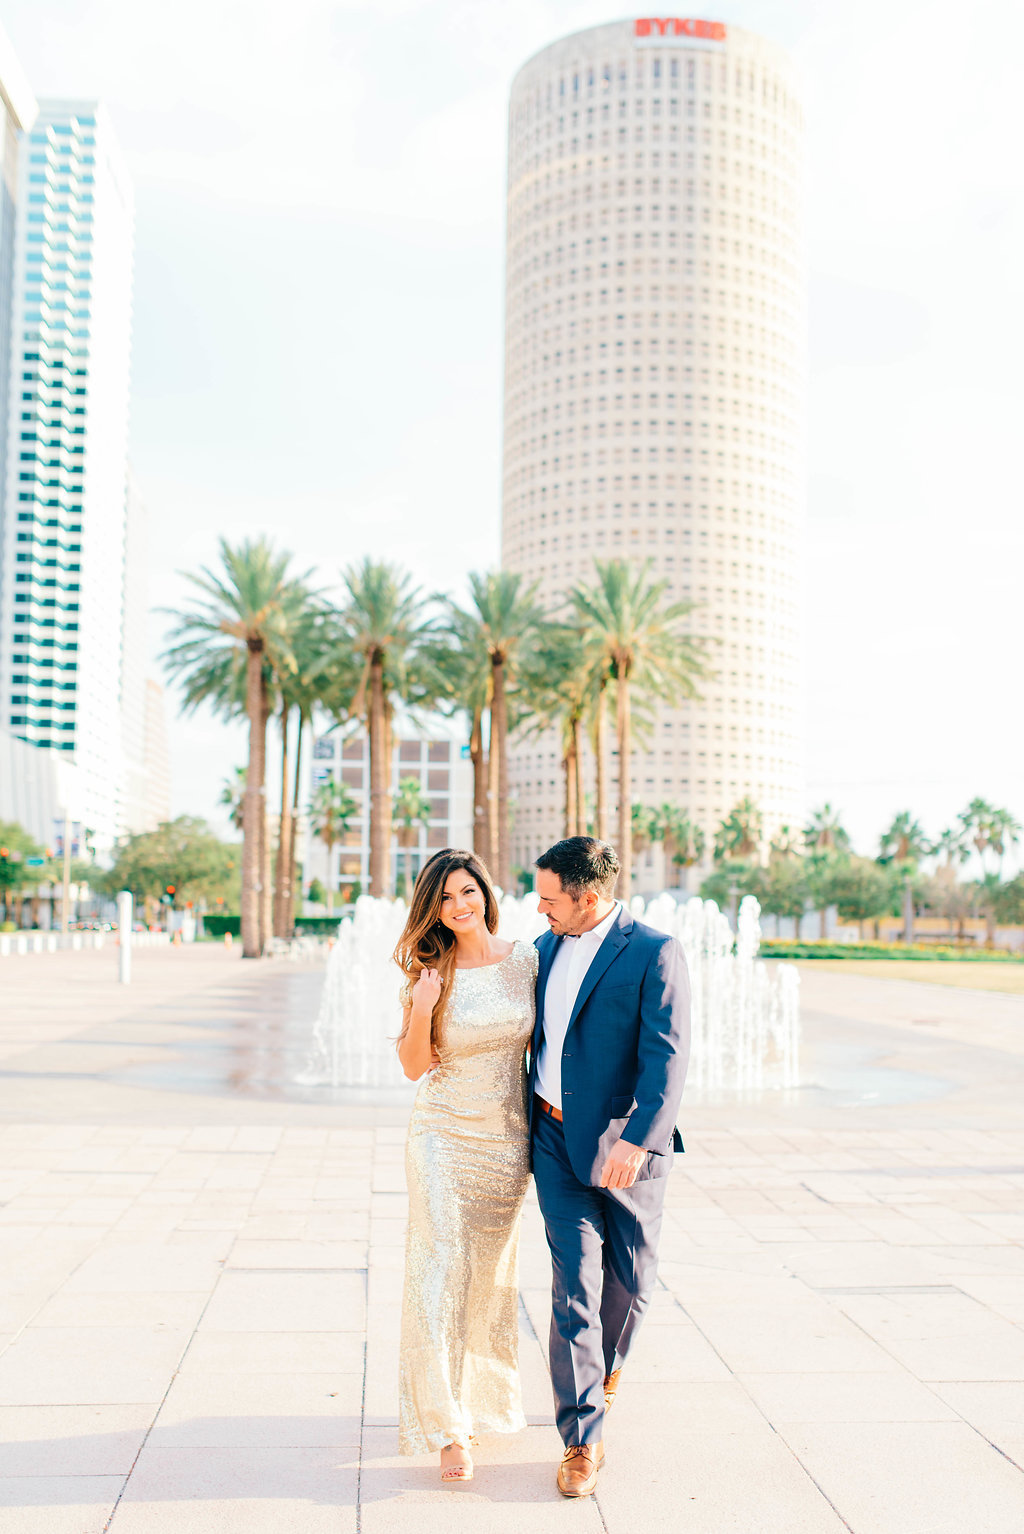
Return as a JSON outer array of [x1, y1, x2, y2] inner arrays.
[[0, 100, 135, 851]]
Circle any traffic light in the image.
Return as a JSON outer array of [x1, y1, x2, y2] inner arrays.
[[161, 885, 176, 905]]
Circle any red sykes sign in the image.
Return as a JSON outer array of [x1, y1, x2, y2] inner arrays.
[[635, 18, 727, 40]]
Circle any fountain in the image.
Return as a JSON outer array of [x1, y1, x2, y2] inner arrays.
[[300, 892, 799, 1094]]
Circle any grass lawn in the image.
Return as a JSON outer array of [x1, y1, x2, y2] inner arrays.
[[793, 959, 1024, 995]]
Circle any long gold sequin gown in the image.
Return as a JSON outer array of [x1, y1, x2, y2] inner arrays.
[[399, 939, 538, 1455]]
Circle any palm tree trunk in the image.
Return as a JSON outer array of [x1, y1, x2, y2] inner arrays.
[[594, 681, 608, 841], [564, 740, 577, 839], [491, 655, 510, 891], [285, 709, 304, 936], [241, 640, 264, 958], [405, 842, 413, 898], [258, 682, 273, 952], [487, 704, 499, 879], [616, 667, 631, 897], [383, 706, 395, 896], [273, 701, 291, 938], [573, 716, 586, 835], [368, 650, 389, 898], [325, 831, 335, 914], [470, 707, 490, 866]]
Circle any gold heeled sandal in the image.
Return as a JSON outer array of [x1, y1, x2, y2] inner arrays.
[[440, 1443, 474, 1483]]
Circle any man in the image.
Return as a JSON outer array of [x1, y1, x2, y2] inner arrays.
[[530, 836, 690, 1498]]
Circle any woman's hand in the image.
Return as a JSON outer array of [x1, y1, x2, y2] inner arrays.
[[411, 968, 443, 1013]]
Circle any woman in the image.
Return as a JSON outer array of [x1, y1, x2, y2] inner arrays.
[[394, 847, 537, 1483]]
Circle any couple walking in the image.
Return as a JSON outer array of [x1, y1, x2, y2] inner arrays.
[[394, 836, 689, 1496]]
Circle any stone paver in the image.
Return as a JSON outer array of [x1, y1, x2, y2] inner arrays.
[[0, 944, 1022, 1530]]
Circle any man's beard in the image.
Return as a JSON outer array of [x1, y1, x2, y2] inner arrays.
[[548, 903, 587, 936]]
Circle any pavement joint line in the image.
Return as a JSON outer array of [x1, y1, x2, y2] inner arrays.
[[225, 1266, 369, 1273], [100, 1228, 241, 1534], [355, 1251, 369, 1527], [826, 1165, 1024, 1177], [813, 1284, 963, 1294], [659, 1274, 860, 1533]]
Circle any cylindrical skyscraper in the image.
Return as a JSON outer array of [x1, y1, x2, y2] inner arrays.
[[502, 17, 804, 886]]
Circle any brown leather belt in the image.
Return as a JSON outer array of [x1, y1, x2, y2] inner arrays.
[[535, 1094, 563, 1123]]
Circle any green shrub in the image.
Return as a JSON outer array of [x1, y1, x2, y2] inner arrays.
[[761, 939, 1023, 963], [294, 916, 345, 937], [202, 913, 344, 939], [203, 914, 240, 937]]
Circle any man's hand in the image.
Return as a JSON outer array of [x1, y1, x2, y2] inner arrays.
[[599, 1138, 646, 1190]]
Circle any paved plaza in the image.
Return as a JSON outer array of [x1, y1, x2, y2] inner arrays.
[[0, 944, 1023, 1532]]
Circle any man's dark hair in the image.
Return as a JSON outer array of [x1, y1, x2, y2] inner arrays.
[[535, 837, 621, 900]]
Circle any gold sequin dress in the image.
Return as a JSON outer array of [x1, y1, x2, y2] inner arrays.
[[399, 938, 538, 1455]]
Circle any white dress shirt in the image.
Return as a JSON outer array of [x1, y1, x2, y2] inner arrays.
[[535, 902, 621, 1111]]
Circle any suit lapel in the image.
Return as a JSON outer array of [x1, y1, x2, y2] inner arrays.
[[533, 931, 559, 1058], [566, 908, 631, 1032]]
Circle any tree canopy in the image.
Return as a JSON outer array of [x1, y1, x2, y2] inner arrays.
[[99, 818, 239, 909]]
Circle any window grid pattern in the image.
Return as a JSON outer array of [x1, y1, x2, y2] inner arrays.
[[501, 21, 805, 875]]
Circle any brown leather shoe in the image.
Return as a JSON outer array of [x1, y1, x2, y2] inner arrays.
[[557, 1442, 605, 1498], [603, 1368, 622, 1414]]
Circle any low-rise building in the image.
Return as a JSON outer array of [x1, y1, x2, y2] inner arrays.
[[302, 714, 473, 903]]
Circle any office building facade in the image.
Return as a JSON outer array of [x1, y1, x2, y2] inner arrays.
[[502, 18, 805, 883]]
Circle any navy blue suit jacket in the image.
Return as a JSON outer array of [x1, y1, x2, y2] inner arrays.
[[528, 905, 690, 1186]]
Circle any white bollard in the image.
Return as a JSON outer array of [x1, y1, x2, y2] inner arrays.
[[117, 891, 133, 984]]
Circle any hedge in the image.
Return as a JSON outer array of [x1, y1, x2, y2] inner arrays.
[[203, 914, 345, 939], [760, 940, 1024, 963]]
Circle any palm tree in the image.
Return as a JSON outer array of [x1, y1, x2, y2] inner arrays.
[[569, 559, 709, 894], [959, 797, 996, 872], [878, 811, 932, 865], [589, 665, 613, 841], [878, 812, 931, 944], [335, 560, 437, 898], [655, 804, 704, 887], [309, 778, 360, 913], [453, 571, 543, 891], [975, 872, 1004, 948], [162, 537, 309, 957], [630, 803, 660, 887], [394, 776, 433, 898], [219, 767, 247, 833], [519, 624, 592, 840], [434, 606, 493, 864], [272, 602, 343, 938], [769, 823, 802, 861], [803, 803, 851, 855], [989, 807, 1022, 878], [714, 797, 763, 863], [632, 804, 658, 850], [933, 825, 968, 873]]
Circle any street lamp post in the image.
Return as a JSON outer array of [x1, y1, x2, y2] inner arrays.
[[60, 806, 72, 935], [117, 891, 133, 983]]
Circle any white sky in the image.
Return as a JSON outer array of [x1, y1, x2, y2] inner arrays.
[[2, 0, 1021, 865]]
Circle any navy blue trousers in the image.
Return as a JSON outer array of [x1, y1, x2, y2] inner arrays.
[[532, 1108, 668, 1446]]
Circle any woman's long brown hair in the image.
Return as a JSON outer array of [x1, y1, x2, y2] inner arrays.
[[393, 848, 500, 1049]]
